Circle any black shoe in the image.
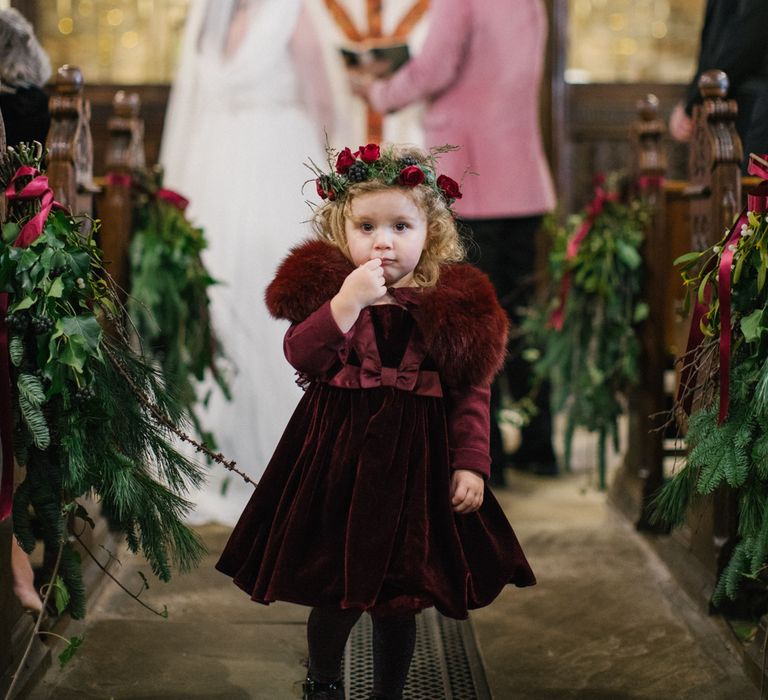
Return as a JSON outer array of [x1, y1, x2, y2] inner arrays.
[[303, 677, 345, 700]]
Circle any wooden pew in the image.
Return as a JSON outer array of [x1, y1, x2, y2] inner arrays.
[[97, 90, 146, 301], [0, 64, 135, 697], [611, 69, 749, 609], [610, 94, 669, 532]]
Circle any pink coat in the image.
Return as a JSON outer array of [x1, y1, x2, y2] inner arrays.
[[369, 0, 556, 219]]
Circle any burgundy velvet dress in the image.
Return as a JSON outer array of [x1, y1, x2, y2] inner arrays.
[[216, 243, 535, 620]]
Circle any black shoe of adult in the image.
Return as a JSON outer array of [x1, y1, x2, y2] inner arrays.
[[303, 677, 345, 700]]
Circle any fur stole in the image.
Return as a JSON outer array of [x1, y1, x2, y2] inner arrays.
[[266, 239, 508, 387]]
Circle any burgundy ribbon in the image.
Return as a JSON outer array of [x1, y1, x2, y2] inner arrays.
[[638, 175, 665, 191], [329, 301, 443, 397], [5, 166, 66, 248], [549, 185, 618, 330], [678, 153, 768, 423], [105, 171, 133, 188], [156, 187, 189, 212]]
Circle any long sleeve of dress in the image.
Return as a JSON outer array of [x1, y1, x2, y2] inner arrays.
[[368, 0, 471, 114], [445, 384, 492, 479], [283, 300, 351, 376]]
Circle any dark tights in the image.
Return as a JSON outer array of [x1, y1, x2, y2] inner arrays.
[[307, 606, 417, 699]]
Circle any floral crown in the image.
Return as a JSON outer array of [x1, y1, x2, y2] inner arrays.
[[308, 143, 463, 210]]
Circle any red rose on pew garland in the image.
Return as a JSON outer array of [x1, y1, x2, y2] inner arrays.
[[156, 187, 189, 212], [526, 175, 647, 488], [549, 177, 618, 331]]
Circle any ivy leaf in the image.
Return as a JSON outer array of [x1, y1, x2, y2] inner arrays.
[[2, 221, 19, 244], [47, 276, 65, 298], [616, 239, 642, 269], [57, 336, 88, 373], [10, 295, 36, 312], [741, 309, 766, 343], [50, 315, 103, 372], [633, 302, 649, 323], [58, 636, 84, 668], [52, 575, 70, 615], [16, 249, 38, 273]]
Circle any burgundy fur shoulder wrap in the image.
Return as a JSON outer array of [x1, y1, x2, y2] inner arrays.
[[265, 239, 509, 387]]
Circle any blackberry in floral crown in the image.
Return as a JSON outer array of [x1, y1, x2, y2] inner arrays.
[[307, 143, 463, 211]]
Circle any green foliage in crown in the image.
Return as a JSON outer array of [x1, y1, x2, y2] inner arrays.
[[525, 176, 649, 488], [308, 142, 464, 210], [653, 206, 768, 606], [0, 143, 206, 620]]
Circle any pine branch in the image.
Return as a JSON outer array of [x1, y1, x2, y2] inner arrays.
[[102, 342, 257, 488]]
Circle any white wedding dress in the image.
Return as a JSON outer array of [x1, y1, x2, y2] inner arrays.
[[160, 0, 326, 525]]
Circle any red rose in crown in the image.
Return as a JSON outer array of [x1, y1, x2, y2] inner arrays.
[[437, 175, 462, 200], [398, 165, 425, 187], [357, 143, 381, 164], [335, 147, 356, 174]]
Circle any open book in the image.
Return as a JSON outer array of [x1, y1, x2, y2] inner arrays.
[[339, 41, 410, 78]]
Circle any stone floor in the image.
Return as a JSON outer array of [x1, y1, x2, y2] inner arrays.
[[24, 429, 758, 699]]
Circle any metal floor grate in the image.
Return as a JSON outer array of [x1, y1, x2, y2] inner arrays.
[[344, 608, 492, 699]]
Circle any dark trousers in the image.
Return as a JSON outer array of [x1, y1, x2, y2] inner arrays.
[[461, 216, 556, 480]]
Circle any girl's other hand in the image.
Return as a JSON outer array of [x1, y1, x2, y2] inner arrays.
[[331, 259, 387, 331], [450, 469, 484, 514]]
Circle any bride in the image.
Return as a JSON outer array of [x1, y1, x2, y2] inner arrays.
[[160, 0, 331, 525]]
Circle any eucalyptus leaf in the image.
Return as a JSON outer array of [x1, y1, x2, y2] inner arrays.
[[674, 250, 703, 266]]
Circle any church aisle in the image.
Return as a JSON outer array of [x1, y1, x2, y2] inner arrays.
[[475, 468, 756, 699], [28, 467, 756, 699]]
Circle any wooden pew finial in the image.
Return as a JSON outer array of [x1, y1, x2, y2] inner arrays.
[[689, 69, 742, 250], [636, 93, 660, 122], [55, 64, 84, 96], [47, 64, 95, 216], [698, 69, 729, 100], [113, 90, 141, 119]]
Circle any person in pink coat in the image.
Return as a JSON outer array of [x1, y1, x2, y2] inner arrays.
[[351, 0, 558, 482]]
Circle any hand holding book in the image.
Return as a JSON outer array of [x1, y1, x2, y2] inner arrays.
[[340, 41, 410, 79]]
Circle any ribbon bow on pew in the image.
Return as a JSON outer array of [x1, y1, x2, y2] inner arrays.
[[679, 153, 768, 425]]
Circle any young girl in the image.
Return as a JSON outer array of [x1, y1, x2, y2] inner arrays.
[[216, 144, 535, 700]]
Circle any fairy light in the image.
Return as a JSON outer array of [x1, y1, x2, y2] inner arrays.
[[107, 8, 124, 26], [58, 17, 74, 34]]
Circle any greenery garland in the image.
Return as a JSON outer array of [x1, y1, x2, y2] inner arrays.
[[525, 179, 649, 488], [653, 204, 768, 604], [1, 143, 207, 621], [126, 168, 229, 446]]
